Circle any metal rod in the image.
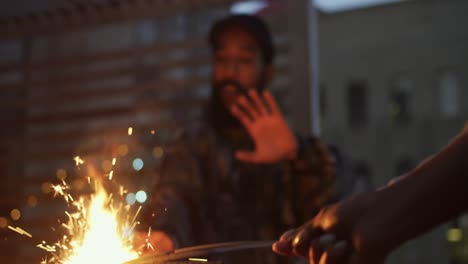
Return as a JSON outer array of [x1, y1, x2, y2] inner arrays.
[[125, 240, 275, 264]]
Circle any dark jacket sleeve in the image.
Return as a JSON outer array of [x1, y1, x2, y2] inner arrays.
[[287, 137, 338, 223], [139, 136, 206, 248]]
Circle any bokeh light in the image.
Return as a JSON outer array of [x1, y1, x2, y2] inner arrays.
[[101, 160, 113, 172], [132, 158, 144, 171], [447, 228, 463, 242], [27, 195, 38, 208], [125, 193, 136, 205], [135, 190, 147, 204], [117, 144, 129, 157], [10, 209, 21, 221], [73, 179, 86, 190], [56, 169, 67, 180], [152, 147, 164, 158], [0, 217, 7, 228], [41, 182, 52, 194]]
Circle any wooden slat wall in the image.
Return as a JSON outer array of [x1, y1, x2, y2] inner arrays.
[[0, 9, 290, 263], [0, 0, 240, 40]]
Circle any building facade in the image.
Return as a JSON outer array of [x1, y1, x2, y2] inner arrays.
[[319, 0, 468, 263]]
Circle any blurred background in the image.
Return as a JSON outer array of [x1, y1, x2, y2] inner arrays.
[[0, 0, 467, 263]]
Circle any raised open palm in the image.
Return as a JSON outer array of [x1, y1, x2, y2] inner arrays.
[[230, 90, 298, 163]]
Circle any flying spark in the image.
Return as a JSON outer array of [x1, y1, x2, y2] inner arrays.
[[8, 226, 32, 238], [73, 156, 85, 166], [189, 258, 208, 262]]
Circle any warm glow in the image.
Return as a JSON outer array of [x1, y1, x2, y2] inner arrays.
[[43, 181, 139, 264], [63, 189, 138, 264], [3, 157, 147, 263]]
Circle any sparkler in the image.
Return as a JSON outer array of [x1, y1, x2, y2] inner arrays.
[[37, 176, 140, 264], [59, 184, 138, 264], [7, 153, 145, 264], [7, 128, 170, 263]]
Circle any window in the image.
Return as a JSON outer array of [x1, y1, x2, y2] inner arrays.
[[389, 76, 412, 124], [439, 71, 459, 118], [347, 81, 368, 127], [352, 161, 372, 195]]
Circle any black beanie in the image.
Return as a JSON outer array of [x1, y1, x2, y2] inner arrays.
[[208, 14, 275, 66]]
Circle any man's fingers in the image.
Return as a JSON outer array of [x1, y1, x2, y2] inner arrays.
[[236, 95, 260, 119], [280, 229, 297, 241], [292, 226, 322, 258], [272, 241, 294, 256], [317, 251, 329, 264], [230, 104, 253, 127], [310, 238, 347, 264], [309, 239, 322, 264], [263, 90, 280, 115], [309, 234, 336, 264], [272, 229, 298, 256], [235, 151, 260, 163], [248, 90, 268, 115]]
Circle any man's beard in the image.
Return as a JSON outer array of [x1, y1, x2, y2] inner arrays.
[[207, 73, 267, 136], [208, 80, 247, 132]]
